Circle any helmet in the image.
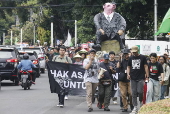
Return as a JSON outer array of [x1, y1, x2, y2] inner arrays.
[[23, 53, 29, 59]]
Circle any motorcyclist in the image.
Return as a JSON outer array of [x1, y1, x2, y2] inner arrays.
[[17, 53, 37, 84]]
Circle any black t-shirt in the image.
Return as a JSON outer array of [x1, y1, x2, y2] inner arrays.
[[110, 59, 118, 70], [46, 53, 54, 61], [120, 59, 129, 82], [148, 62, 163, 81], [128, 54, 147, 80], [99, 62, 114, 80]]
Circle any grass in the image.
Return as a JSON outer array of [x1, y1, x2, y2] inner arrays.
[[138, 98, 170, 114]]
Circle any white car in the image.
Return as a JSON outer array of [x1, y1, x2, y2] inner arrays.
[[22, 46, 46, 73]]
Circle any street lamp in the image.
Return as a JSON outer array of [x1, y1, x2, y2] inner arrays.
[[50, 15, 54, 47]]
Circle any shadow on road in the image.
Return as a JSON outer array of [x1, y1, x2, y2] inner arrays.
[[1, 82, 16, 86]]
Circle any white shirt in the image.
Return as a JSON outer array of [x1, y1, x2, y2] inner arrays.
[[103, 12, 114, 22], [83, 58, 99, 83]]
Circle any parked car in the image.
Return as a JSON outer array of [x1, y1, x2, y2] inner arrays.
[[0, 46, 20, 85], [18, 51, 41, 77], [22, 46, 46, 73]]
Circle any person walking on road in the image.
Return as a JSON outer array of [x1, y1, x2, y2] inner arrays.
[[52, 46, 72, 108], [98, 54, 116, 111], [83, 49, 99, 112], [127, 46, 149, 113], [117, 49, 133, 112], [163, 52, 170, 98], [109, 51, 119, 105], [146, 53, 164, 103], [159, 56, 170, 100]]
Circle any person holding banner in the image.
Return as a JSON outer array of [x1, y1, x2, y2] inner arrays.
[[98, 54, 116, 111], [52, 46, 72, 108], [117, 49, 133, 112], [83, 49, 99, 112]]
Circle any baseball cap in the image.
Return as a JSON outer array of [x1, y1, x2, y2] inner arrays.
[[122, 49, 130, 54], [131, 46, 138, 53], [104, 54, 109, 60]]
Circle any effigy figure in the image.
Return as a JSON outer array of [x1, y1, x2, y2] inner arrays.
[[93, 2, 126, 51]]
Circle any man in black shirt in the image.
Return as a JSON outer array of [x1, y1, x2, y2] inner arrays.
[[117, 49, 133, 112], [127, 46, 149, 113], [109, 51, 118, 104], [146, 53, 164, 103], [46, 48, 54, 62]]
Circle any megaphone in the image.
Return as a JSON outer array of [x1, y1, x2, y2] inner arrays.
[[98, 67, 107, 79]]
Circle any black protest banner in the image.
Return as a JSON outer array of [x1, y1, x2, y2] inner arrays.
[[111, 68, 120, 97], [47, 61, 86, 96]]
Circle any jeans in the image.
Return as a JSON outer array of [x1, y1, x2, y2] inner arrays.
[[146, 78, 160, 103], [130, 80, 144, 107], [160, 85, 167, 100]]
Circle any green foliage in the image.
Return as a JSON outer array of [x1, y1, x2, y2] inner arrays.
[[37, 26, 50, 45], [1, 0, 170, 46]]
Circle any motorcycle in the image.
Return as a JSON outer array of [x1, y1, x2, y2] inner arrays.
[[20, 70, 33, 90]]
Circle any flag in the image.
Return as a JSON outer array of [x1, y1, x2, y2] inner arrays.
[[47, 61, 86, 96], [64, 30, 72, 47], [155, 8, 170, 35]]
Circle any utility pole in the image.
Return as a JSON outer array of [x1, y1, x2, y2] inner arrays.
[[51, 15, 54, 47], [75, 20, 77, 47], [20, 28, 22, 45], [11, 30, 12, 45], [33, 19, 36, 45], [154, 0, 157, 41], [3, 32, 5, 45]]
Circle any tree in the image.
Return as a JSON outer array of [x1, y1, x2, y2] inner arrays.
[[1, 0, 170, 46]]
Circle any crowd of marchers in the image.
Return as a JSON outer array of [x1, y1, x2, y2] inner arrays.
[[45, 44, 170, 113]]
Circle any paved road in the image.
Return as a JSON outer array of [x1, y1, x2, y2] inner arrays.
[[0, 71, 132, 114]]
